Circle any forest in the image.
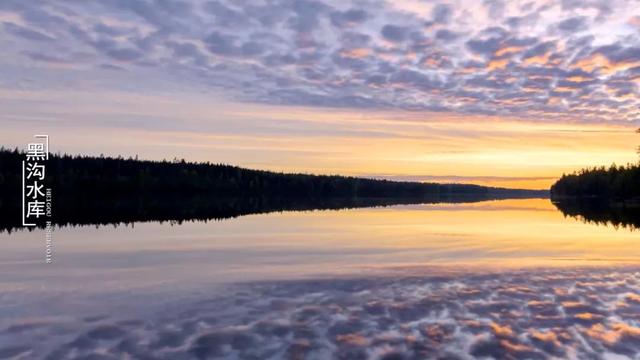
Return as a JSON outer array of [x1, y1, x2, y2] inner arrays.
[[550, 164, 640, 199], [550, 128, 640, 229], [0, 148, 546, 231]]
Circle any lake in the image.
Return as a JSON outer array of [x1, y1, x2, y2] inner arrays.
[[1, 198, 639, 359]]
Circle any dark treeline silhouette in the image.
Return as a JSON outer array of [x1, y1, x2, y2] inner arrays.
[[550, 126, 640, 230], [553, 198, 640, 230], [550, 164, 640, 199], [0, 148, 547, 232]]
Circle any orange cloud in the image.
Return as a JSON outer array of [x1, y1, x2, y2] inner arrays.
[[573, 53, 640, 75], [584, 322, 640, 345], [499, 340, 533, 353], [554, 86, 576, 93], [340, 48, 371, 58], [628, 15, 640, 28], [490, 322, 514, 337], [336, 333, 369, 346], [522, 52, 551, 66], [487, 58, 509, 71], [495, 46, 524, 57], [625, 293, 640, 304], [575, 312, 602, 320], [566, 75, 594, 82], [529, 330, 562, 348]]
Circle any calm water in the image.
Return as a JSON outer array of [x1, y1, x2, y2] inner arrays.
[[1, 198, 640, 359]]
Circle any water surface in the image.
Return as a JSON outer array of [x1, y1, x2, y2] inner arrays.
[[2, 198, 639, 295], [1, 198, 639, 359]]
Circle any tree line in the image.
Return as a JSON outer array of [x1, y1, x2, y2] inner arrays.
[[551, 164, 640, 199], [551, 128, 640, 200], [0, 148, 545, 231], [0, 147, 546, 200]]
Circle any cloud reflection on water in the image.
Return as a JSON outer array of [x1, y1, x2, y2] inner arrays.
[[1, 267, 640, 359]]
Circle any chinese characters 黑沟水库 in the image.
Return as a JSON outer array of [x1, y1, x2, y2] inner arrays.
[[23, 135, 49, 227]]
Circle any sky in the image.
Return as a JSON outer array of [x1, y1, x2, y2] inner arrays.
[[0, 0, 639, 189]]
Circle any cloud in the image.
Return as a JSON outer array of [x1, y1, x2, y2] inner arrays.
[[380, 24, 409, 42], [22, 51, 75, 64], [466, 36, 503, 56], [483, 0, 506, 19], [330, 8, 367, 27], [390, 69, 444, 91], [435, 29, 460, 41], [560, 0, 613, 20], [556, 16, 588, 33], [521, 41, 555, 61], [596, 45, 640, 65], [432, 4, 453, 24], [202, 1, 251, 28], [0, 0, 638, 123], [105, 48, 144, 62], [3, 22, 55, 42]]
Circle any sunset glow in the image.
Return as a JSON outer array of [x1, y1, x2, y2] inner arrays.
[[1, 0, 639, 188], [2, 93, 636, 188]]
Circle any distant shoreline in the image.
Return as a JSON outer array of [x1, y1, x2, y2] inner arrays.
[[0, 148, 548, 231]]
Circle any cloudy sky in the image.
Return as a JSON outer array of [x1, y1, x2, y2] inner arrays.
[[1, 0, 639, 189]]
